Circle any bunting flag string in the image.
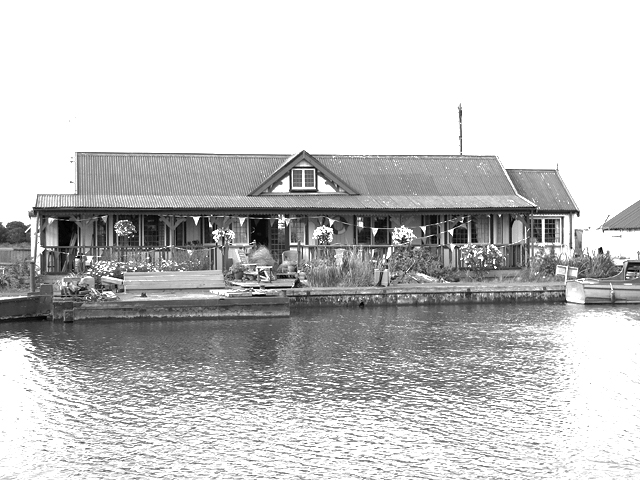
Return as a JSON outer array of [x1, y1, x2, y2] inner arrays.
[[37, 213, 525, 236]]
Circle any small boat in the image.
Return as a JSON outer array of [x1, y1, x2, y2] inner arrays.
[[566, 260, 640, 304]]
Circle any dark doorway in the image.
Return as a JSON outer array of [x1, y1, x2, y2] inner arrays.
[[250, 218, 269, 247], [58, 219, 77, 247]]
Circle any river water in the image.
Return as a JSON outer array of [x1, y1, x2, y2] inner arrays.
[[1, 303, 640, 479]]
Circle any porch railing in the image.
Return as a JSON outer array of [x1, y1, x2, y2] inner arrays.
[[39, 242, 526, 274], [294, 243, 525, 269], [39, 245, 216, 274]]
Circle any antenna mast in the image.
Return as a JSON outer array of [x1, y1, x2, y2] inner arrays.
[[458, 104, 463, 155]]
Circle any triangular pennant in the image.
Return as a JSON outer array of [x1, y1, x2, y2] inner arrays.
[[269, 217, 277, 227], [192, 216, 200, 225], [371, 227, 379, 236], [47, 218, 55, 225], [285, 218, 290, 227], [239, 217, 246, 226], [420, 225, 427, 234], [101, 215, 108, 224], [328, 218, 335, 227]]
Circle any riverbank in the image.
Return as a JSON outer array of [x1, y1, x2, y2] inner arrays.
[[287, 282, 566, 307], [2, 281, 567, 322]]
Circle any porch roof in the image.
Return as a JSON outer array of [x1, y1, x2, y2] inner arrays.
[[34, 193, 536, 213]]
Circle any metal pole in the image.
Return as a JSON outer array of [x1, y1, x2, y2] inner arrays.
[[458, 104, 463, 155]]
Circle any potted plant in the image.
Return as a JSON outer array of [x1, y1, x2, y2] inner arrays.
[[230, 262, 245, 280]]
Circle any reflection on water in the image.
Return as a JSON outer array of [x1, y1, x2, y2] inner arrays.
[[1, 304, 640, 479]]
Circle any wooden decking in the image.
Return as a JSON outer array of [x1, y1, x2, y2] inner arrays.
[[123, 270, 225, 294]]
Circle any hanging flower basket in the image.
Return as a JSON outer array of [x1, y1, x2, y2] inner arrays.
[[392, 225, 416, 246], [114, 219, 137, 238], [212, 228, 235, 246], [313, 225, 333, 245]]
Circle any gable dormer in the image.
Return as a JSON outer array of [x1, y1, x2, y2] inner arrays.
[[249, 150, 357, 195]]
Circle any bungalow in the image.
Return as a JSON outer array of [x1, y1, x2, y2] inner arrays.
[[30, 151, 580, 273], [598, 199, 640, 259]]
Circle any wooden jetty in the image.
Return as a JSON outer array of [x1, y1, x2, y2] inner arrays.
[[0, 285, 53, 321]]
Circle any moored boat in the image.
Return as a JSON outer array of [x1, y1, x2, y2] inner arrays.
[[566, 260, 640, 304]]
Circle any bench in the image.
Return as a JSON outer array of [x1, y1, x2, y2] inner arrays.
[[123, 270, 225, 293]]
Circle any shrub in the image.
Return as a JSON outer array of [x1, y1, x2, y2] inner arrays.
[[0, 258, 40, 291], [389, 246, 460, 281]]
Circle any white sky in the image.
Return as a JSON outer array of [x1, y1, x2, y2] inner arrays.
[[1, 1, 638, 229]]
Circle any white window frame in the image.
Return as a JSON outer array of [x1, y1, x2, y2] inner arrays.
[[291, 168, 317, 191], [533, 217, 562, 244]]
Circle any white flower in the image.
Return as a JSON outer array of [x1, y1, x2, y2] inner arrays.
[[392, 225, 417, 245], [212, 228, 235, 246], [313, 225, 333, 245]]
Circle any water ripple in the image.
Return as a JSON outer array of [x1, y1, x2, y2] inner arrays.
[[2, 304, 640, 478]]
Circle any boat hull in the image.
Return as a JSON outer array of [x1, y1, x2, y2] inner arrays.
[[566, 280, 640, 304]]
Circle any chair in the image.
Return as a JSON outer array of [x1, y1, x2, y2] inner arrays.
[[282, 250, 298, 264]]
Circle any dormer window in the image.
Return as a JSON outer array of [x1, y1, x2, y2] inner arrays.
[[291, 167, 316, 191]]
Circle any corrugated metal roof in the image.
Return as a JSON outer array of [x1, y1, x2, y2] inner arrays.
[[35, 194, 534, 212], [506, 169, 579, 214], [76, 152, 525, 197], [602, 199, 640, 231], [33, 152, 542, 213]]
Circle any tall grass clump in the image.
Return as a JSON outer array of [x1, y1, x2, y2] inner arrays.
[[566, 250, 619, 278], [304, 248, 376, 287], [523, 247, 620, 281]]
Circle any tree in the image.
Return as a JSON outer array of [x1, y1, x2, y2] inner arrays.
[[0, 222, 6, 243], [5, 221, 29, 244]]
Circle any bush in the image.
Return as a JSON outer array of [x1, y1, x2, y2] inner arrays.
[[389, 246, 460, 281], [0, 259, 40, 291]]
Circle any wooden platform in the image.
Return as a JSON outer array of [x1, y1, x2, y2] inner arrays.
[[68, 293, 290, 321], [123, 270, 225, 294], [1, 292, 53, 321]]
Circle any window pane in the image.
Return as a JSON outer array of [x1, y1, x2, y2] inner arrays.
[[290, 219, 305, 244], [425, 215, 439, 245], [229, 218, 248, 243], [95, 217, 107, 246], [545, 218, 560, 243], [373, 216, 388, 245], [356, 216, 371, 244], [304, 169, 315, 188], [533, 219, 543, 242], [292, 170, 303, 188], [143, 215, 164, 247]]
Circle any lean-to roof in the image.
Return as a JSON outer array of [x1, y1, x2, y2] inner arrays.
[[602, 199, 640, 231]]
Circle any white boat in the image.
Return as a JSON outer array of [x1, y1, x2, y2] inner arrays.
[[566, 260, 640, 304]]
